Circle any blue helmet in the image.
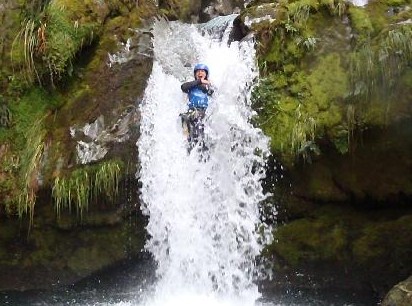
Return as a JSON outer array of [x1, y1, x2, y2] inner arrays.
[[194, 63, 209, 78]]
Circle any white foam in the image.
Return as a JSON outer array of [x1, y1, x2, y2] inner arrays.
[[137, 18, 271, 306]]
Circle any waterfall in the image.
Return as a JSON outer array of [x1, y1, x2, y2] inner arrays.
[[137, 17, 271, 306], [350, 0, 368, 6]]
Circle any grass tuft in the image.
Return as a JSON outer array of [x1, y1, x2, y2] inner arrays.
[[52, 160, 123, 219]]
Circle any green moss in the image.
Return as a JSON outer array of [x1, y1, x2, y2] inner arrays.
[[305, 162, 349, 201], [42, 1, 101, 82], [348, 6, 373, 37], [9, 88, 59, 148], [353, 216, 412, 271], [361, 98, 387, 126], [250, 1, 368, 164], [0, 87, 63, 221], [366, 1, 392, 34], [253, 52, 349, 163], [269, 216, 349, 266], [66, 227, 130, 275], [158, 0, 194, 21], [385, 0, 408, 6], [11, 0, 109, 86], [348, 25, 412, 128], [266, 207, 412, 271], [307, 54, 348, 112], [263, 29, 305, 68], [287, 0, 318, 25]]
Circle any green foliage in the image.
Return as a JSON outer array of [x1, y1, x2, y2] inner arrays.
[[287, 0, 348, 23], [11, 16, 43, 84], [385, 0, 408, 5], [12, 0, 102, 86], [287, 0, 314, 25], [249, 0, 412, 168], [9, 88, 47, 149], [348, 6, 374, 38], [52, 160, 123, 219], [330, 0, 347, 17], [252, 53, 348, 162], [291, 104, 318, 158], [41, 0, 100, 85], [22, 0, 51, 19], [260, 26, 305, 71], [1, 94, 47, 226], [349, 25, 412, 98], [94, 161, 121, 200], [295, 36, 318, 50], [1, 88, 62, 223], [252, 70, 317, 163], [17, 115, 46, 226], [53, 170, 90, 219]]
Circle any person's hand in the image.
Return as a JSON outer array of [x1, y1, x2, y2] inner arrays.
[[200, 78, 211, 86]]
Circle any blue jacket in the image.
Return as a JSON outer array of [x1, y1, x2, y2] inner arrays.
[[181, 80, 214, 109]]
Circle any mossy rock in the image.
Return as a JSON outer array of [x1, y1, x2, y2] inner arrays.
[[353, 215, 412, 267], [292, 161, 349, 202], [382, 275, 412, 306], [332, 128, 412, 202], [268, 206, 354, 266], [159, 0, 202, 21], [266, 203, 412, 293], [66, 228, 127, 276], [348, 6, 374, 37]]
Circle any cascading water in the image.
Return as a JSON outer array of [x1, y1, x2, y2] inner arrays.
[[0, 13, 378, 306], [137, 17, 271, 306]]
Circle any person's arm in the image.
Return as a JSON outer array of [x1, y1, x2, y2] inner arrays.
[[181, 80, 201, 93], [205, 84, 214, 96], [199, 79, 214, 96]]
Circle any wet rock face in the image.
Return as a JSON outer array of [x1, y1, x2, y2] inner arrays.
[[0, 175, 146, 291], [382, 276, 412, 306], [228, 15, 250, 42], [158, 0, 202, 22], [286, 119, 412, 208], [0, 0, 156, 292], [201, 0, 244, 21], [159, 0, 244, 22]]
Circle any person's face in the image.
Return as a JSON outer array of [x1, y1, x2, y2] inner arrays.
[[195, 69, 207, 80]]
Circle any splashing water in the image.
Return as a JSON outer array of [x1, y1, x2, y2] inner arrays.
[[137, 17, 271, 306]]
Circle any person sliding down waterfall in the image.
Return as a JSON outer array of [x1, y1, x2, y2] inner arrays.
[[180, 63, 214, 151]]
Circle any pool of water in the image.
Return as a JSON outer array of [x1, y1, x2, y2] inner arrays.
[[0, 255, 378, 306]]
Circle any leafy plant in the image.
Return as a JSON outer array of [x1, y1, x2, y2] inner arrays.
[[296, 36, 318, 50], [329, 0, 347, 17], [1, 88, 63, 224], [349, 25, 412, 98], [287, 2, 312, 25], [12, 17, 42, 84], [17, 114, 46, 229], [52, 160, 123, 219], [94, 161, 121, 200], [12, 0, 100, 86], [53, 170, 90, 219]]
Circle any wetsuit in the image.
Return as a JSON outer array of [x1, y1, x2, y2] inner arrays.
[[181, 79, 214, 110]]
